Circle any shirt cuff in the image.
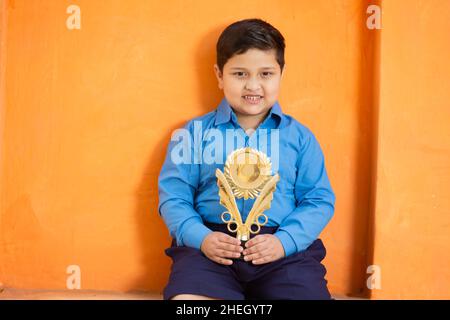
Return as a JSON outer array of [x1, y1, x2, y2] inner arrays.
[[274, 230, 297, 257], [180, 221, 213, 250]]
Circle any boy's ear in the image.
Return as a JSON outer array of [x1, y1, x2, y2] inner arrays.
[[280, 63, 286, 80], [213, 64, 224, 90]]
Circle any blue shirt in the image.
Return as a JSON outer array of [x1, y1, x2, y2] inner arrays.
[[158, 97, 336, 257]]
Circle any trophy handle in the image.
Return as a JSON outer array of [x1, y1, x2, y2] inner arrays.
[[244, 174, 279, 231], [248, 213, 269, 235], [221, 211, 239, 233], [216, 169, 244, 230]]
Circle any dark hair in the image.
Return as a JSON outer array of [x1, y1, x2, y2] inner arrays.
[[216, 18, 285, 73]]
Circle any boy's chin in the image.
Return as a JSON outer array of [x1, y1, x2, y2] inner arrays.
[[242, 102, 267, 111]]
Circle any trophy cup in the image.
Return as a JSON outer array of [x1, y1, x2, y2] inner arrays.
[[215, 147, 279, 260]]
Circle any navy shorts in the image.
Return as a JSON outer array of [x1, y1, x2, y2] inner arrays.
[[163, 222, 331, 300]]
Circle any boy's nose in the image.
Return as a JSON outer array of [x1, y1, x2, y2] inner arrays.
[[244, 78, 262, 91]]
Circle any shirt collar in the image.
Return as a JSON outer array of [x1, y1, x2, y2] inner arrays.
[[214, 97, 284, 128]]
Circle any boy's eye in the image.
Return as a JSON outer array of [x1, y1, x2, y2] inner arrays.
[[232, 72, 273, 78], [233, 72, 247, 77]]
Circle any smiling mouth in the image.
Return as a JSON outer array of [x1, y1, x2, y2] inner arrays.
[[242, 95, 263, 103]]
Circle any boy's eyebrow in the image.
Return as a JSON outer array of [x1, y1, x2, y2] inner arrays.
[[229, 67, 277, 71]]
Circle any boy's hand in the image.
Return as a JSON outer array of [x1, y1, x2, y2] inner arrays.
[[200, 232, 243, 265], [243, 234, 285, 265]]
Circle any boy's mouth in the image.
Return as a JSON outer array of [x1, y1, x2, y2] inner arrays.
[[242, 95, 263, 105]]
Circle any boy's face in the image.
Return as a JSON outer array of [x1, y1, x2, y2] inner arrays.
[[214, 48, 284, 119]]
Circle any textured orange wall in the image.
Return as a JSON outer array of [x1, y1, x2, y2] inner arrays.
[[0, 0, 448, 299]]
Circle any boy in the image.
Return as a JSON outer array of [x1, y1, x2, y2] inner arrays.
[[158, 19, 335, 300]]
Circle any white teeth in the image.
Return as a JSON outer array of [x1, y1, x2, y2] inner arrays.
[[244, 95, 261, 100]]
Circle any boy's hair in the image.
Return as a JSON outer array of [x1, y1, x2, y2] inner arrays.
[[216, 18, 285, 73]]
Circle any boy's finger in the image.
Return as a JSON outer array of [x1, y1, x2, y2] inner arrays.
[[217, 242, 243, 253], [243, 242, 268, 255], [252, 255, 274, 265], [215, 249, 242, 259], [219, 233, 241, 246], [244, 249, 271, 262], [245, 235, 267, 248], [213, 255, 233, 265]]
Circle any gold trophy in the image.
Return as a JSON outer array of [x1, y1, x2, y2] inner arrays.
[[216, 147, 279, 260]]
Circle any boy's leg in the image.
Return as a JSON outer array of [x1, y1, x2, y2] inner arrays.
[[245, 239, 332, 300], [163, 244, 245, 300]]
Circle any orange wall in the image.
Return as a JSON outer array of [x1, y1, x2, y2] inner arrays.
[[0, 0, 448, 299], [369, 0, 450, 299]]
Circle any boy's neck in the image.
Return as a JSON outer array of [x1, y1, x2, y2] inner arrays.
[[235, 110, 270, 132]]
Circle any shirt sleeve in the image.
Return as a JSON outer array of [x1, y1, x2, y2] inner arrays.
[[158, 120, 212, 249], [274, 129, 336, 257]]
